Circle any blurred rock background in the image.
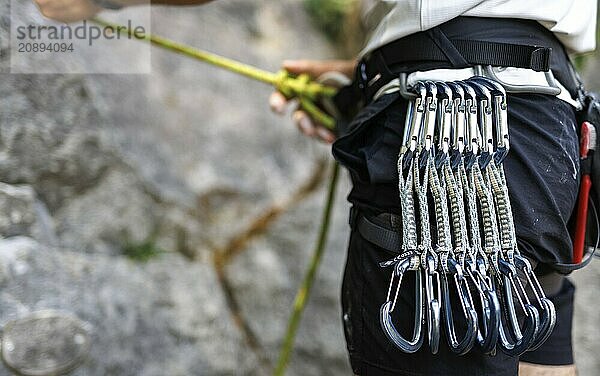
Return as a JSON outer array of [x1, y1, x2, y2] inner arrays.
[[0, 0, 598, 375]]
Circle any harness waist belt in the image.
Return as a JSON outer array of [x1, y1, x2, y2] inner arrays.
[[333, 17, 577, 116], [374, 35, 552, 72]]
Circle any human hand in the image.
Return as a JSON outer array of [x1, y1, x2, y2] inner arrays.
[[269, 59, 356, 144], [34, 0, 103, 23]]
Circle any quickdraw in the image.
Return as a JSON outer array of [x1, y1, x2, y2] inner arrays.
[[380, 77, 556, 356]]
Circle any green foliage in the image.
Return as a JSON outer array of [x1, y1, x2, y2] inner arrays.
[[304, 0, 356, 43], [123, 240, 164, 262], [572, 15, 600, 74], [573, 54, 589, 73]]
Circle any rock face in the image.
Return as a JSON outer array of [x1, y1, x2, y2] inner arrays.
[[1, 1, 599, 376], [0, 1, 352, 375]]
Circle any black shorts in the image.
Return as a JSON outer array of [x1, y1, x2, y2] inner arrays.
[[333, 92, 580, 375]]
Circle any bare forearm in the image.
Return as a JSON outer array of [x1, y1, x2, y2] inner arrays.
[[35, 0, 217, 23]]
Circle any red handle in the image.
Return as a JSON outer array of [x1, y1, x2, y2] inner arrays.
[[573, 175, 592, 263]]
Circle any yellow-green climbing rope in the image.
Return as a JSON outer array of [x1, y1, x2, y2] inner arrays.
[[274, 162, 339, 376], [89, 18, 342, 375]]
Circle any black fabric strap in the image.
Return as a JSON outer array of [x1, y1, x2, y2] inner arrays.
[[354, 212, 403, 253], [376, 33, 552, 72], [427, 28, 469, 68]]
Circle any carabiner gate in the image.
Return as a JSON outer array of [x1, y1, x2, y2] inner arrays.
[[496, 259, 540, 356], [439, 256, 478, 355], [470, 77, 510, 163], [380, 255, 424, 353], [513, 254, 557, 351], [466, 80, 494, 169], [464, 254, 501, 354], [434, 81, 453, 168], [423, 250, 442, 354]]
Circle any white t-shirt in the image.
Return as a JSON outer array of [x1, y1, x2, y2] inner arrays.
[[360, 0, 597, 57]]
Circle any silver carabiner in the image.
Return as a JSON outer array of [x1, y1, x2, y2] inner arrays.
[[399, 96, 415, 163], [420, 81, 438, 168], [379, 255, 424, 353], [496, 259, 540, 356], [400, 83, 426, 168], [513, 254, 557, 351], [381, 145, 425, 353], [466, 81, 494, 169], [423, 250, 442, 354], [447, 82, 466, 169], [464, 255, 501, 354], [434, 81, 453, 168], [456, 81, 480, 170], [440, 256, 478, 355], [480, 140, 550, 354], [469, 77, 510, 163]]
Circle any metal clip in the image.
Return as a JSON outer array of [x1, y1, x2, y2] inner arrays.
[[399, 83, 427, 170], [380, 256, 424, 353], [470, 77, 510, 163], [441, 257, 478, 355], [456, 81, 480, 170], [423, 251, 442, 354], [399, 99, 415, 159], [467, 81, 494, 169], [513, 255, 557, 351], [447, 82, 466, 169], [465, 256, 501, 354], [496, 259, 540, 356], [420, 82, 438, 164], [435, 82, 453, 168]]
